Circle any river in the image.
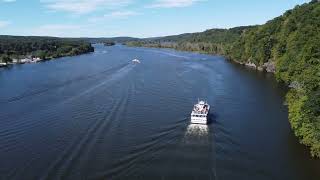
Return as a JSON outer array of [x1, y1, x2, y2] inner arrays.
[[0, 44, 319, 180]]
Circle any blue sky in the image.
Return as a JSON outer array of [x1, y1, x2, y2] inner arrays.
[[0, 0, 310, 38]]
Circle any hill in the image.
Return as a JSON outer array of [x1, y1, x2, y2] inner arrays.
[[126, 26, 256, 55]]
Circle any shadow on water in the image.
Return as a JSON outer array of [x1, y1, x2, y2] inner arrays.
[[207, 112, 218, 125]]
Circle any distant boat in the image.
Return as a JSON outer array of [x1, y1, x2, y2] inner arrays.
[[132, 59, 141, 64], [191, 100, 210, 124], [0, 62, 7, 67]]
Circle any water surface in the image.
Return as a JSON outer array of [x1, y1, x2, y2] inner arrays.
[[0, 44, 319, 180]]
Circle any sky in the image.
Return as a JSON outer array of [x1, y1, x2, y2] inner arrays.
[[0, 0, 310, 38]]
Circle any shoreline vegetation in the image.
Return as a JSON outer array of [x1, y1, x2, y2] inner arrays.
[[125, 27, 277, 73], [124, 1, 320, 157], [104, 41, 116, 46], [0, 36, 94, 67]]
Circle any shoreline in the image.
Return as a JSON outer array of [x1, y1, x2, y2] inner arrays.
[[0, 49, 94, 68], [128, 44, 276, 73]]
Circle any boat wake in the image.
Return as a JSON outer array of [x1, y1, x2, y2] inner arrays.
[[0, 62, 134, 104], [183, 124, 209, 145], [38, 66, 136, 179]]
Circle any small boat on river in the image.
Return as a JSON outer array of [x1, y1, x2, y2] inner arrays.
[[191, 100, 210, 124], [132, 59, 141, 64]]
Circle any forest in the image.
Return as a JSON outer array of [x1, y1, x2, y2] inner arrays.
[[126, 26, 257, 55], [230, 0, 320, 157], [0, 36, 94, 63], [127, 0, 320, 157]]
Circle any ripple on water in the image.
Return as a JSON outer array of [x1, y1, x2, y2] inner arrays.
[[1, 45, 320, 180]]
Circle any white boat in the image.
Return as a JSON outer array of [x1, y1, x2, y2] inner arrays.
[[191, 100, 210, 124], [0, 62, 7, 67], [132, 59, 141, 63]]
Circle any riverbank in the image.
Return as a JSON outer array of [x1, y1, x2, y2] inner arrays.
[[0, 35, 94, 68], [127, 42, 276, 73], [0, 49, 94, 68]]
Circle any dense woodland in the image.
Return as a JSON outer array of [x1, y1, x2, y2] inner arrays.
[[0, 36, 94, 63], [231, 0, 320, 157], [126, 26, 256, 55], [127, 1, 320, 157]]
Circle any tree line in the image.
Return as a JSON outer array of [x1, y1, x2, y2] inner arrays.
[[0, 36, 94, 63]]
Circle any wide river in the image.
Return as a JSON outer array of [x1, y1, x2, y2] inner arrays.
[[0, 44, 320, 180]]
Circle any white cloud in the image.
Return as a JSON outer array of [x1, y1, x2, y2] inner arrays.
[[148, 0, 203, 8], [40, 0, 132, 14], [0, 21, 10, 28]]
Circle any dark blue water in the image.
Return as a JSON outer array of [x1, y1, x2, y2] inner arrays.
[[0, 44, 319, 180]]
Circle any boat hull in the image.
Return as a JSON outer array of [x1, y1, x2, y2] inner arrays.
[[190, 116, 208, 125], [190, 100, 210, 125]]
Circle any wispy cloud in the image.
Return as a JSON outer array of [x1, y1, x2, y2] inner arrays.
[[40, 0, 132, 14], [107, 11, 140, 18], [0, 21, 10, 28], [148, 0, 203, 8], [1, 0, 16, 2], [89, 10, 140, 22]]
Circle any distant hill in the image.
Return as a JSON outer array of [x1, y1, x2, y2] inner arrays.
[[146, 26, 255, 43], [82, 37, 140, 44], [125, 26, 256, 56]]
